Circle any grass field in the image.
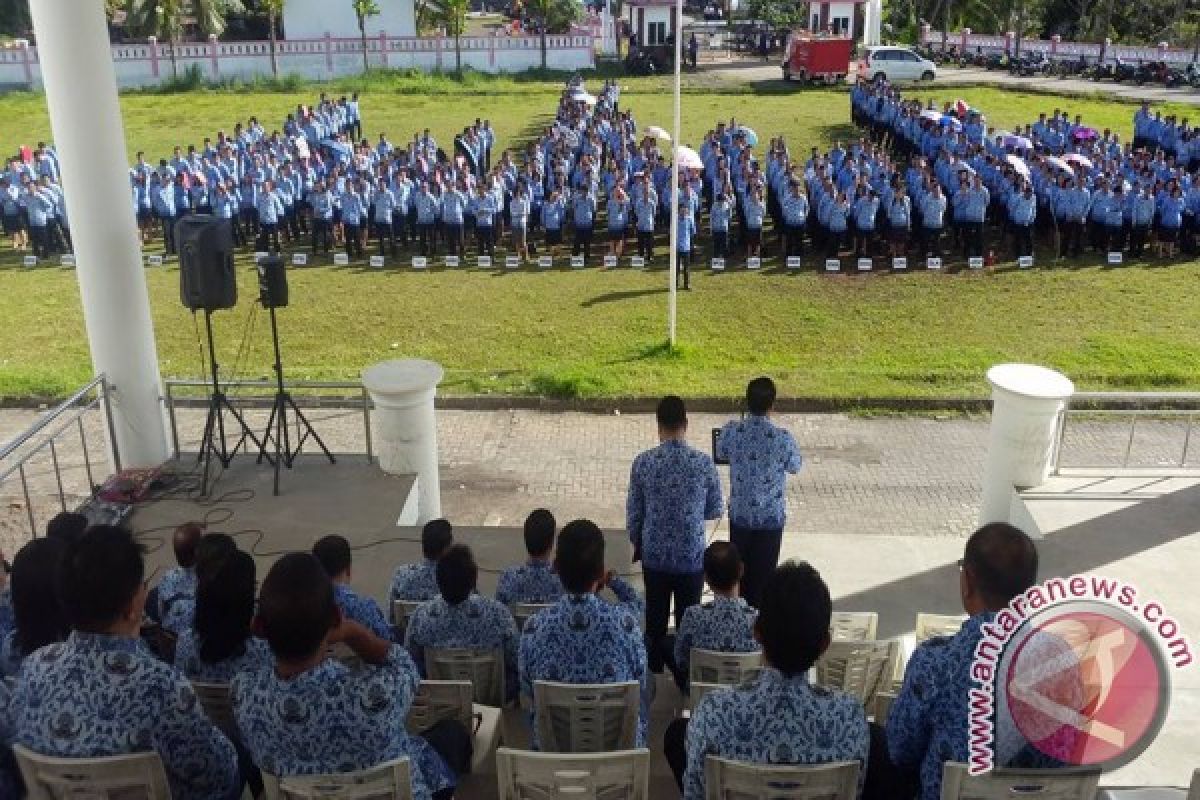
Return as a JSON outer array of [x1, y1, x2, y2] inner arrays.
[[0, 70, 1198, 402]]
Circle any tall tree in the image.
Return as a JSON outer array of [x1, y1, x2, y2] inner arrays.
[[263, 0, 284, 76], [433, 0, 469, 73], [523, 0, 582, 67], [352, 0, 380, 73]]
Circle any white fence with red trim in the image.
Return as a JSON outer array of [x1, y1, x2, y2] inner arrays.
[[0, 31, 596, 90], [919, 24, 1198, 65]]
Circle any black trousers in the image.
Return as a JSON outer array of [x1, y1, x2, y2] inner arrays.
[[255, 222, 280, 253], [784, 223, 805, 256], [637, 229, 654, 259], [712, 230, 728, 258], [730, 524, 783, 610], [961, 221, 983, 258], [1130, 224, 1149, 255], [1012, 224, 1033, 258], [476, 225, 495, 257], [421, 718, 473, 778], [573, 224, 593, 260], [1060, 219, 1083, 257], [642, 568, 703, 673], [677, 250, 691, 288], [29, 224, 49, 257], [160, 213, 177, 254], [1107, 225, 1126, 253], [376, 218, 397, 255], [312, 218, 332, 253], [665, 717, 689, 793], [344, 223, 363, 257]]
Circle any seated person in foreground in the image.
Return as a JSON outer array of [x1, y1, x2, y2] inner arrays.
[[405, 544, 519, 701], [314, 533, 393, 639], [158, 521, 204, 634], [666, 561, 869, 799], [391, 518, 454, 604], [174, 549, 272, 683], [1, 536, 70, 678], [10, 525, 240, 800], [495, 508, 564, 607], [666, 540, 759, 694], [518, 518, 651, 746], [231, 552, 462, 800], [886, 522, 1078, 800], [0, 678, 20, 798]]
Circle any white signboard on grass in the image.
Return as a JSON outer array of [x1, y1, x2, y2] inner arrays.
[[604, 255, 618, 268], [927, 257, 943, 270], [747, 257, 761, 270], [1107, 251, 1123, 265], [60, 254, 75, 268], [631, 256, 645, 269], [538, 255, 553, 269], [505, 255, 520, 269], [968, 256, 984, 270], [710, 257, 725, 271], [857, 258, 872, 271], [333, 253, 349, 266], [824, 258, 841, 272], [147, 255, 163, 267], [412, 256, 428, 269], [892, 257, 907, 270], [478, 255, 493, 268], [786, 256, 802, 270], [1018, 256, 1034, 269], [445, 255, 460, 268], [292, 253, 307, 266]]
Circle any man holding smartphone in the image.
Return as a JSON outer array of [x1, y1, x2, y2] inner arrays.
[[716, 377, 804, 608]]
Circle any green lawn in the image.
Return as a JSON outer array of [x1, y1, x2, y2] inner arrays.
[[0, 71, 1198, 402]]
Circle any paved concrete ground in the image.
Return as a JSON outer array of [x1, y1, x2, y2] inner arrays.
[[704, 60, 1200, 105]]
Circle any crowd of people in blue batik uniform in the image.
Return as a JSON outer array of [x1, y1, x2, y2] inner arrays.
[[851, 78, 1200, 262]]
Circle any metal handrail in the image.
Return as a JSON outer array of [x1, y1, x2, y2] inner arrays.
[[1051, 391, 1200, 474], [162, 378, 373, 463], [0, 375, 116, 537]]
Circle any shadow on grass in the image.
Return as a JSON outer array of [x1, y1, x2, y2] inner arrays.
[[580, 286, 669, 307]]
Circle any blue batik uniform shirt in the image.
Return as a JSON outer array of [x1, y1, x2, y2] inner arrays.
[[11, 631, 240, 800], [332, 583, 392, 640], [717, 414, 803, 530], [157, 565, 197, 635], [626, 439, 724, 574], [684, 668, 869, 800], [518, 578, 650, 746], [232, 644, 453, 800], [673, 595, 759, 681], [404, 593, 519, 699], [495, 560, 564, 606], [391, 560, 440, 603], [173, 629, 274, 684], [0, 677, 19, 799]]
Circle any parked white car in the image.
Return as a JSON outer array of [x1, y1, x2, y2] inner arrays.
[[857, 46, 937, 82]]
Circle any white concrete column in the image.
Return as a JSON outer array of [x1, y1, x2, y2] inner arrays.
[[29, 0, 169, 468], [980, 364, 1074, 525], [362, 359, 444, 524]]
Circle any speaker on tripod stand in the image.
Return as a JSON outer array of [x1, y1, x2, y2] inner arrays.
[[178, 214, 267, 497], [256, 255, 335, 496]]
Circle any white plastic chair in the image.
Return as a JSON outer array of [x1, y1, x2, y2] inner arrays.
[[689, 681, 727, 710], [914, 612, 966, 643], [391, 599, 424, 631], [192, 681, 238, 740], [14, 743, 171, 800], [425, 647, 506, 707], [940, 762, 1101, 799], [512, 602, 555, 632], [496, 747, 650, 800], [689, 649, 763, 687], [816, 639, 899, 708], [406, 679, 501, 774], [871, 690, 897, 724], [703, 756, 859, 800], [263, 757, 412, 800], [830, 611, 878, 642], [532, 681, 640, 753]]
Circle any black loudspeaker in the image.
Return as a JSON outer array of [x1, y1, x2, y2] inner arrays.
[[257, 255, 289, 309], [178, 214, 237, 312]]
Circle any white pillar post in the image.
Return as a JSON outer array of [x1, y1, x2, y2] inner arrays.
[[29, 0, 169, 468], [362, 359, 444, 525], [979, 364, 1074, 525]]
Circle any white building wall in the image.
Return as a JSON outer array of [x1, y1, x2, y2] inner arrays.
[[0, 34, 595, 90], [284, 0, 416, 40]]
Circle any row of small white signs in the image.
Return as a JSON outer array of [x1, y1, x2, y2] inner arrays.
[[33, 252, 1132, 270]]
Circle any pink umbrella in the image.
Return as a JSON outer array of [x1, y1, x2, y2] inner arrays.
[[1072, 127, 1099, 141], [1063, 153, 1093, 169]]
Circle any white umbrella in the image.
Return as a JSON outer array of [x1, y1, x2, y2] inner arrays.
[[1063, 153, 1093, 169], [1005, 154, 1030, 180], [919, 109, 943, 122], [578, 93, 598, 106], [1045, 155, 1074, 175], [646, 126, 672, 141], [675, 145, 703, 171]]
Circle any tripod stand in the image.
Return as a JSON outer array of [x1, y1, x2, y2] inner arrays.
[[257, 303, 336, 495], [197, 310, 267, 497]]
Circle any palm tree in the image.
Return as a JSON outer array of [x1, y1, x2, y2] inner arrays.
[[125, 0, 242, 80], [263, 0, 285, 77], [352, 0, 381, 73]]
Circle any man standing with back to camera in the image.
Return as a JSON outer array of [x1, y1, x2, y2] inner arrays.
[[716, 377, 803, 609]]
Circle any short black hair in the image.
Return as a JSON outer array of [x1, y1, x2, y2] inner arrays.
[[436, 544, 478, 605], [57, 525, 144, 633], [12, 537, 69, 656], [422, 518, 454, 560], [554, 519, 605, 594], [45, 512, 88, 546], [963, 523, 1038, 609], [256, 552, 339, 662], [195, 549, 256, 664], [656, 395, 687, 432], [746, 376, 777, 415], [755, 561, 831, 676], [195, 533, 238, 584], [524, 509, 557, 558], [312, 534, 352, 578], [703, 541, 742, 593]]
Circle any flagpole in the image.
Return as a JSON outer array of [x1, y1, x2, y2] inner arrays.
[[668, 0, 683, 346]]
